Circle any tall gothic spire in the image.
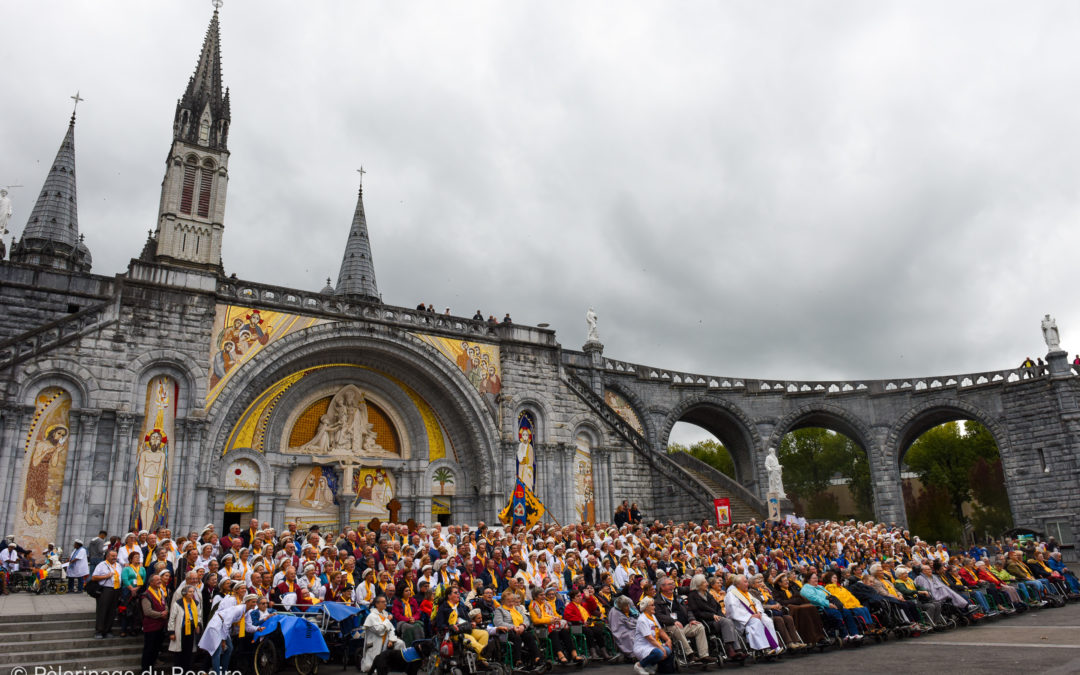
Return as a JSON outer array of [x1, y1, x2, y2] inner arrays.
[[11, 113, 91, 272], [152, 3, 231, 271], [335, 184, 381, 303], [174, 7, 230, 151]]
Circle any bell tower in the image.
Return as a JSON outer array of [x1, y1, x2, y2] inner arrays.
[[153, 2, 231, 271]]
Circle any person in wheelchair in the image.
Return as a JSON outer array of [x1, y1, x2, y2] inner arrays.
[[531, 585, 582, 664], [653, 576, 712, 663], [892, 566, 945, 625], [686, 574, 747, 661], [563, 587, 615, 660], [750, 574, 804, 648], [494, 591, 545, 670], [463, 608, 501, 662]]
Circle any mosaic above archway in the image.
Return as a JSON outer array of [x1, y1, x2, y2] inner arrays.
[[206, 304, 330, 407]]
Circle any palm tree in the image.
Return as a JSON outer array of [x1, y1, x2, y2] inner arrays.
[[433, 468, 454, 495]]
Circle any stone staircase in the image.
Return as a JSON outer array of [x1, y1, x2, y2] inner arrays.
[[667, 451, 766, 522], [0, 298, 117, 371], [563, 371, 767, 523], [0, 610, 141, 674]]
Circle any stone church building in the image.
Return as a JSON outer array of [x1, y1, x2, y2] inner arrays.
[[0, 8, 709, 555], [5, 8, 1079, 557]]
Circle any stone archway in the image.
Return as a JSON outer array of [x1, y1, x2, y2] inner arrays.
[[658, 395, 761, 488], [768, 403, 880, 520], [198, 323, 502, 527], [887, 399, 1017, 531]]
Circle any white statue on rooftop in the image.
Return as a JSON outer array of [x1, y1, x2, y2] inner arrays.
[[1042, 314, 1061, 352], [0, 189, 12, 238], [586, 307, 599, 343]]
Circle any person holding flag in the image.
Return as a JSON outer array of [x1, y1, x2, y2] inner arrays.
[[499, 479, 546, 529]]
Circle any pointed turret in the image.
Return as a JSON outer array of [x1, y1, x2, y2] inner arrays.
[[174, 7, 230, 151], [11, 113, 91, 272], [152, 3, 231, 271], [335, 185, 381, 303]]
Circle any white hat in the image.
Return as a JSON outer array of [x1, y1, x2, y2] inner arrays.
[[74, 539, 84, 545]]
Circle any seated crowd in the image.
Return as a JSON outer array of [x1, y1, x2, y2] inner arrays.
[[48, 515, 1079, 673]]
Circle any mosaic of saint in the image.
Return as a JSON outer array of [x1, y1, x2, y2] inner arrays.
[[412, 334, 501, 417], [15, 387, 72, 555], [574, 432, 595, 524], [516, 411, 536, 491], [130, 376, 178, 531]]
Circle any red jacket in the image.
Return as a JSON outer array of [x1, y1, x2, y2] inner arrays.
[[563, 602, 591, 624]]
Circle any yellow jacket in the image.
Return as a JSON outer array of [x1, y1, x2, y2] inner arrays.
[[825, 583, 863, 610]]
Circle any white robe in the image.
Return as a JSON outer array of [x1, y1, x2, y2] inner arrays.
[[724, 587, 779, 651], [67, 547, 89, 577], [199, 604, 246, 654], [361, 609, 401, 672]]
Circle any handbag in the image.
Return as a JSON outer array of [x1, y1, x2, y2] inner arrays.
[[85, 579, 102, 598]]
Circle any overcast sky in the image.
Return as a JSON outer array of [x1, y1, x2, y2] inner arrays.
[[4, 1, 1080, 445]]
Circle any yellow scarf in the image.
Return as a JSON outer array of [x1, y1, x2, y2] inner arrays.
[[647, 612, 662, 638], [404, 600, 413, 619], [574, 601, 590, 621], [183, 597, 198, 635], [111, 564, 120, 588], [508, 606, 524, 626], [448, 608, 459, 625], [128, 565, 144, 586], [235, 610, 246, 638], [147, 585, 165, 606]]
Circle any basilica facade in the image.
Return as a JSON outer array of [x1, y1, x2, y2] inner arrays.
[[0, 8, 710, 556]]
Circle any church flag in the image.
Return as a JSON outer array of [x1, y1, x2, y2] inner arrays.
[[498, 479, 545, 529]]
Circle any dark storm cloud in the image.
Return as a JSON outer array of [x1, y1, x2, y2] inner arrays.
[[4, 0, 1080, 427]]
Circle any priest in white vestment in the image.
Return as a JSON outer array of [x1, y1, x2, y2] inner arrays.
[[723, 575, 781, 652]]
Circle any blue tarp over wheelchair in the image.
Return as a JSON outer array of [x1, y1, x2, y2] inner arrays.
[[252, 601, 366, 674]]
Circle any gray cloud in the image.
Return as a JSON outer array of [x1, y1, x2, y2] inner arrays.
[[4, 0, 1079, 422]]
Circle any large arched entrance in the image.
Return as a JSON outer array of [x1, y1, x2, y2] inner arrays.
[[660, 398, 759, 489], [200, 323, 501, 530], [769, 407, 875, 521], [891, 404, 1014, 544]]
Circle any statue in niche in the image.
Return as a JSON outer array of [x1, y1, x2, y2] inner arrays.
[[764, 447, 786, 498], [296, 385, 394, 458]]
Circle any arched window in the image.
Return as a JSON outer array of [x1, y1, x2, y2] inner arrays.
[[197, 159, 215, 217], [179, 157, 198, 214]]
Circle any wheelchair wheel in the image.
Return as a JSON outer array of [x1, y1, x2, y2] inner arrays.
[[254, 639, 282, 675], [292, 654, 319, 675]]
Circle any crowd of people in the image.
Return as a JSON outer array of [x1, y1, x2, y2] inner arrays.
[[6, 515, 1078, 674], [414, 302, 513, 326]]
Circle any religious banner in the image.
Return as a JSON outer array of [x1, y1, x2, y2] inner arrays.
[[516, 411, 536, 491], [574, 433, 595, 524], [207, 305, 328, 407], [130, 376, 178, 532], [714, 498, 731, 527], [498, 478, 545, 529], [15, 387, 72, 557]]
